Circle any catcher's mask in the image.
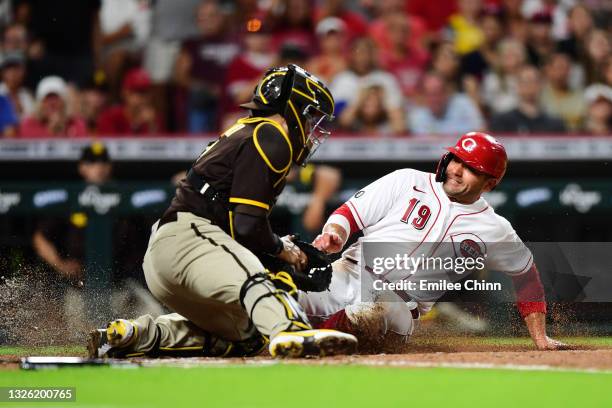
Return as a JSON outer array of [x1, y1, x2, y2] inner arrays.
[[241, 64, 335, 166]]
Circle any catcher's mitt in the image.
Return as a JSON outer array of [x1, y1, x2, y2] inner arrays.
[[259, 239, 332, 293]]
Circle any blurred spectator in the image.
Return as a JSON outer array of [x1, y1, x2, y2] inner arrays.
[[32, 143, 163, 327], [369, 0, 428, 65], [339, 84, 403, 135], [521, 0, 575, 41], [482, 39, 527, 114], [0, 93, 16, 136], [315, 0, 369, 42], [144, 0, 200, 83], [447, 0, 484, 55], [174, 0, 240, 132], [20, 76, 86, 138], [143, 0, 200, 130], [307, 17, 348, 84], [2, 22, 28, 54], [98, 0, 152, 100], [221, 18, 274, 129], [80, 73, 110, 134], [225, 0, 265, 34], [408, 71, 484, 136], [0, 0, 11, 29], [294, 164, 342, 239], [267, 0, 315, 53], [557, 5, 594, 62], [500, 0, 523, 21], [0, 51, 34, 120], [2, 22, 37, 90], [97, 68, 162, 135], [541, 53, 586, 131], [605, 56, 612, 87], [526, 11, 556, 67], [583, 29, 610, 85], [20, 0, 100, 87], [433, 40, 485, 113], [32, 143, 112, 287], [584, 0, 612, 30], [583, 84, 612, 135], [330, 37, 404, 129], [77, 142, 114, 185], [272, 164, 342, 241], [276, 42, 308, 67], [431, 41, 461, 90], [507, 15, 530, 45], [407, 0, 457, 34], [299, 165, 342, 234], [490, 65, 566, 133], [460, 9, 504, 80], [375, 13, 429, 99]]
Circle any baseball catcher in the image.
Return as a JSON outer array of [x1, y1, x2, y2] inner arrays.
[[87, 64, 357, 359]]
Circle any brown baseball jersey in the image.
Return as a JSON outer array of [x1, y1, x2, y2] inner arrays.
[[163, 117, 293, 236]]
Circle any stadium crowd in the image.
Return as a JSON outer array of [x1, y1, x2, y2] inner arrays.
[[0, 0, 609, 137]]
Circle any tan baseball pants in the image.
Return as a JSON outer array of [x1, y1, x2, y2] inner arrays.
[[122, 212, 310, 356]]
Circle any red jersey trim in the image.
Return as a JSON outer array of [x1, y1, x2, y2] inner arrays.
[[513, 264, 547, 318], [332, 203, 361, 234], [347, 200, 366, 230]]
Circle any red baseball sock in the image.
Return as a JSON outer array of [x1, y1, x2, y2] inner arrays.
[[317, 309, 353, 333]]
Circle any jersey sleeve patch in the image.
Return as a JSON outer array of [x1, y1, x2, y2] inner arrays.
[[252, 122, 292, 174]]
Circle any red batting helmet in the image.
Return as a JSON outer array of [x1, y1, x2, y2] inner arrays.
[[435, 132, 508, 184]]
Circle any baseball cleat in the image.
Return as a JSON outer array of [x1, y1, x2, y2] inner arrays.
[[86, 319, 136, 359], [105, 319, 135, 347], [87, 329, 111, 359], [269, 329, 357, 358]]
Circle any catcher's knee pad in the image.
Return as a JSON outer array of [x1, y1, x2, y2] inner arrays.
[[267, 271, 298, 298], [240, 273, 312, 332]]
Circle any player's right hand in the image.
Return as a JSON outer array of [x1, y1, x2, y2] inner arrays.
[[313, 232, 343, 254]]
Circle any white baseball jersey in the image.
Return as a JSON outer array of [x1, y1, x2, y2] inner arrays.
[[299, 169, 533, 321]]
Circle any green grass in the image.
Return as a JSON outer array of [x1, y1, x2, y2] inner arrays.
[[464, 336, 612, 347], [1, 364, 611, 408], [2, 337, 611, 407], [0, 345, 84, 357]]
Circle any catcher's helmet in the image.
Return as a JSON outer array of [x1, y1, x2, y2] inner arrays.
[[241, 64, 335, 166], [435, 132, 508, 184]]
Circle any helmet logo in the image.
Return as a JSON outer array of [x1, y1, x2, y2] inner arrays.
[[461, 137, 477, 152]]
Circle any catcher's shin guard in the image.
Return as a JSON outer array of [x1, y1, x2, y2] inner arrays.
[[88, 320, 268, 359], [240, 273, 312, 334], [199, 332, 268, 357], [145, 331, 268, 358]]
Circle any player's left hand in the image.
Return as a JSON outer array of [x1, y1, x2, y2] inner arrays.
[[534, 336, 572, 351], [277, 235, 307, 271]]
